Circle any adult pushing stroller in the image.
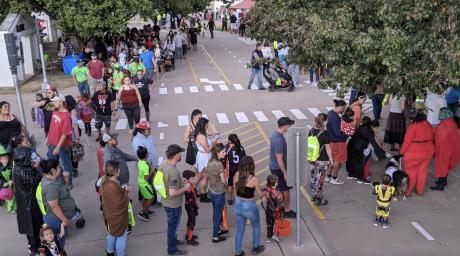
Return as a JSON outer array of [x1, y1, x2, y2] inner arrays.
[[263, 63, 295, 92], [163, 49, 175, 72]]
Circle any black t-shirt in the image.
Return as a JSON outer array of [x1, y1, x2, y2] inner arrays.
[[309, 127, 331, 161], [133, 77, 153, 98], [226, 145, 246, 173], [92, 91, 113, 116], [230, 15, 237, 23], [41, 99, 53, 134]]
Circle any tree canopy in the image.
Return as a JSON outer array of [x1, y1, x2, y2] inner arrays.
[[8, 0, 210, 39], [246, 0, 460, 96]]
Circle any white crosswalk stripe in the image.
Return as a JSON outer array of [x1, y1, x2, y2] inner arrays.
[[204, 85, 214, 92], [308, 108, 322, 117], [115, 118, 128, 130], [216, 113, 230, 124], [218, 84, 229, 91], [158, 157, 164, 164], [189, 86, 199, 93], [178, 115, 189, 126], [253, 111, 269, 122], [290, 109, 307, 119], [272, 110, 286, 119], [235, 112, 249, 123], [174, 87, 183, 94], [202, 114, 208, 119], [160, 132, 165, 140], [326, 107, 334, 111], [233, 84, 244, 90], [159, 88, 168, 95]]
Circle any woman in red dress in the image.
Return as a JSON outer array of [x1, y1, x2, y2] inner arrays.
[[430, 108, 460, 191], [400, 111, 434, 196]]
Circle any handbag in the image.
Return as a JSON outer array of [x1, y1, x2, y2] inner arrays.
[[275, 218, 291, 237], [185, 140, 198, 166], [0, 187, 14, 200], [72, 142, 85, 161]]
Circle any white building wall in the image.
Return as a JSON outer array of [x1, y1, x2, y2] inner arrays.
[[0, 32, 15, 88]]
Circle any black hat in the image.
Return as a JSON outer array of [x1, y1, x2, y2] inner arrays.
[[91, 52, 97, 57], [77, 59, 84, 63], [182, 170, 195, 180], [166, 144, 185, 157], [278, 117, 295, 127]]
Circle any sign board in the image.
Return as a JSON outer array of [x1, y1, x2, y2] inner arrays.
[[286, 126, 309, 200]]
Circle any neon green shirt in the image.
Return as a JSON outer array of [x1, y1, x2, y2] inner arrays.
[[112, 70, 124, 90], [128, 62, 145, 77], [137, 160, 150, 188], [71, 66, 88, 82]]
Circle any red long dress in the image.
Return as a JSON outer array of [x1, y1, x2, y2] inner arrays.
[[434, 119, 460, 178], [400, 120, 434, 195]]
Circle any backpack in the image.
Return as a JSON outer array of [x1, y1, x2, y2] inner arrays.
[[153, 169, 167, 199], [307, 128, 325, 162]]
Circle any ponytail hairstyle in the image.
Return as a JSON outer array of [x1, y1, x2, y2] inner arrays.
[[194, 117, 209, 139], [228, 134, 242, 153], [354, 91, 367, 103], [361, 116, 372, 127], [102, 160, 119, 185], [235, 156, 255, 194], [190, 109, 202, 127], [314, 113, 328, 128], [333, 99, 347, 107]]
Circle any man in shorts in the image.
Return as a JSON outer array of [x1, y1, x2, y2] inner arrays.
[[92, 81, 113, 142], [269, 117, 296, 218], [230, 13, 237, 34], [326, 99, 348, 184], [87, 52, 105, 95]]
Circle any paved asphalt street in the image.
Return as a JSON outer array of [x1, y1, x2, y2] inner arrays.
[[1, 30, 460, 256]]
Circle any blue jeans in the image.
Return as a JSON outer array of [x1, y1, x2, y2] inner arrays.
[[106, 229, 128, 256], [77, 81, 90, 96], [372, 94, 385, 120], [233, 197, 261, 255], [164, 206, 182, 254], [349, 88, 357, 105], [309, 67, 319, 83], [209, 192, 225, 237], [248, 68, 263, 89], [47, 145, 73, 184], [43, 214, 68, 248]]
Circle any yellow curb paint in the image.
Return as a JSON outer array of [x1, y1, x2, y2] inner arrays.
[[254, 156, 269, 165], [300, 186, 326, 220], [221, 122, 255, 136], [247, 146, 270, 157], [200, 44, 232, 85], [240, 133, 264, 144], [254, 121, 270, 142], [244, 140, 265, 150], [255, 166, 269, 176], [186, 58, 201, 86]]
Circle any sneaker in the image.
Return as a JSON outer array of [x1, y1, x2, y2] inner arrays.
[[127, 225, 132, 235], [212, 237, 226, 243], [347, 176, 357, 180], [330, 178, 345, 185], [176, 239, 186, 246], [357, 179, 370, 185], [138, 212, 150, 222], [324, 176, 331, 182], [186, 239, 199, 246], [284, 210, 297, 219], [218, 229, 230, 237], [235, 252, 245, 256], [185, 234, 199, 240], [374, 217, 381, 227], [200, 194, 212, 203], [147, 209, 155, 215], [266, 238, 271, 243], [271, 235, 280, 242], [382, 218, 389, 229], [72, 169, 79, 177], [251, 245, 265, 255], [168, 249, 188, 255]]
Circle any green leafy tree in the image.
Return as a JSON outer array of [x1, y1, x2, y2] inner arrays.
[[247, 0, 460, 96]]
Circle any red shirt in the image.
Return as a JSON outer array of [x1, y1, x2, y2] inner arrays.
[[145, 39, 154, 50], [87, 60, 105, 79], [47, 111, 73, 147]]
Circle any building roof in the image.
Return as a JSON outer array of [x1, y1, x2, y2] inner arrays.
[[0, 13, 21, 32], [229, 0, 255, 10]]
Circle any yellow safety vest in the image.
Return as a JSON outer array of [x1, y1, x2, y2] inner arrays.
[[153, 169, 167, 199], [375, 185, 395, 204], [36, 182, 46, 215], [273, 41, 278, 50], [162, 14, 166, 19]]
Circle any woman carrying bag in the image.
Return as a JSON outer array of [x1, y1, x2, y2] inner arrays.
[[183, 109, 202, 168]]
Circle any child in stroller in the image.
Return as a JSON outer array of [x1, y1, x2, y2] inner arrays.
[[263, 63, 295, 92], [163, 49, 175, 72]]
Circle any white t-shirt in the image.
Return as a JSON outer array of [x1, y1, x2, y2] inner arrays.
[[425, 92, 447, 125], [389, 95, 405, 113], [261, 47, 271, 59]]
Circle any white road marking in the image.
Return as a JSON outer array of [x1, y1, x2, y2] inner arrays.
[[326, 107, 334, 111], [411, 222, 435, 241], [157, 122, 168, 128], [207, 80, 225, 85], [159, 132, 165, 140], [253, 111, 269, 122], [174, 87, 183, 94], [272, 110, 286, 119], [238, 60, 242, 63], [218, 84, 229, 91], [204, 85, 214, 92], [189, 86, 199, 93], [216, 113, 230, 124], [159, 88, 168, 95], [115, 118, 128, 130], [307, 125, 312, 129], [202, 114, 208, 119], [233, 56, 237, 58], [199, 78, 209, 83], [178, 115, 189, 127], [290, 109, 307, 119], [233, 84, 244, 90], [158, 156, 164, 164], [308, 108, 322, 117], [235, 112, 249, 123]]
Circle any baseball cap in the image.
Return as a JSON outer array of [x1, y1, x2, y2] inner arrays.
[[102, 133, 118, 143], [166, 144, 185, 157], [135, 120, 150, 130], [278, 117, 295, 127]]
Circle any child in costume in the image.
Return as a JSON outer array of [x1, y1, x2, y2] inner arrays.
[[372, 174, 395, 228], [183, 170, 199, 245], [38, 223, 67, 256], [136, 146, 156, 221], [264, 175, 284, 242], [0, 145, 15, 213]]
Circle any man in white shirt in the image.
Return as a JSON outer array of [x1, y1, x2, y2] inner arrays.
[[261, 42, 272, 74], [425, 89, 447, 127]]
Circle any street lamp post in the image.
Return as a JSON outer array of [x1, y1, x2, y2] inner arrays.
[[35, 15, 50, 91]]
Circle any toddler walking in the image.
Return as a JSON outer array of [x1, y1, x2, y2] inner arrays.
[[373, 174, 395, 228], [264, 175, 284, 242], [78, 96, 93, 136], [183, 170, 199, 246]]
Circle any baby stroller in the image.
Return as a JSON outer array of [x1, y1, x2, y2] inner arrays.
[[72, 207, 86, 228], [263, 63, 295, 92], [163, 49, 175, 72]]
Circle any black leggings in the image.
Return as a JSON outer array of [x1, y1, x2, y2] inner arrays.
[[141, 96, 150, 113], [123, 105, 140, 129]]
